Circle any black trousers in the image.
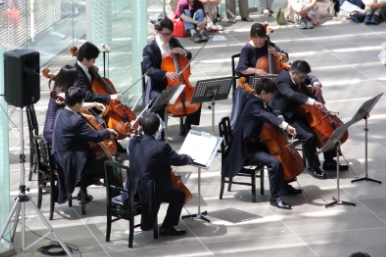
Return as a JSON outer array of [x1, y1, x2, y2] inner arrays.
[[160, 188, 185, 229], [246, 142, 288, 198], [288, 118, 336, 168], [82, 158, 105, 188]]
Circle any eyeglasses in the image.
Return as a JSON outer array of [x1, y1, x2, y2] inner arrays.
[[158, 31, 173, 37], [294, 71, 308, 80]]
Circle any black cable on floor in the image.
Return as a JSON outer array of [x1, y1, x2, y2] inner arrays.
[[37, 243, 73, 256]]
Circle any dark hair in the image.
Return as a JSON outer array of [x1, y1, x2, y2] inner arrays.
[[254, 78, 278, 94], [349, 252, 371, 257], [65, 87, 85, 107], [249, 23, 267, 41], [77, 42, 100, 62], [290, 60, 312, 74], [139, 113, 160, 136], [53, 65, 78, 93], [154, 16, 174, 32]]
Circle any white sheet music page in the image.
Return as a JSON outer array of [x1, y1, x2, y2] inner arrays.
[[179, 131, 218, 167]]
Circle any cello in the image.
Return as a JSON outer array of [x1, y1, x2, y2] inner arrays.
[[42, 68, 117, 161], [70, 46, 137, 140], [297, 83, 348, 150], [160, 45, 201, 117], [238, 77, 304, 181], [255, 23, 290, 74]]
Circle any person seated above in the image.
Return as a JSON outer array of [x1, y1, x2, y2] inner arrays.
[[200, 0, 223, 31], [176, 0, 209, 43], [289, 0, 318, 29], [363, 0, 386, 24]]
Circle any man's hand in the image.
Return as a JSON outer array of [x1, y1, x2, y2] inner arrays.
[[94, 102, 106, 112], [286, 125, 297, 138], [314, 101, 324, 109], [107, 128, 118, 139], [166, 71, 180, 81], [111, 94, 122, 101], [171, 47, 186, 56], [311, 85, 322, 98], [92, 65, 99, 73]]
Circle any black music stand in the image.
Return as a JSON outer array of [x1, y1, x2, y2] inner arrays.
[[351, 93, 383, 184], [191, 77, 233, 134], [249, 75, 278, 90], [318, 122, 356, 208], [180, 130, 223, 223], [148, 84, 185, 141], [148, 84, 185, 114]]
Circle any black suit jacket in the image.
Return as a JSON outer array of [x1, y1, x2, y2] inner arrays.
[[52, 108, 111, 204], [142, 38, 192, 106], [127, 134, 191, 230], [222, 96, 283, 178], [74, 62, 111, 105], [271, 70, 320, 119]]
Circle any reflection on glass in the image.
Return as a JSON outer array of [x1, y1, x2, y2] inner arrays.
[[0, 0, 86, 66], [0, 44, 11, 254]]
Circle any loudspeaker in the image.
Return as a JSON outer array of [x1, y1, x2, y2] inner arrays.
[[3, 49, 40, 107]]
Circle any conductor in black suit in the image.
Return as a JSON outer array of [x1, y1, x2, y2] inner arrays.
[[270, 60, 348, 180], [126, 113, 192, 236], [223, 78, 297, 209], [142, 16, 202, 138], [52, 87, 118, 204]]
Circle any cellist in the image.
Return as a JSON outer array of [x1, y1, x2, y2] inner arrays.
[[142, 16, 201, 139], [270, 60, 349, 180], [223, 78, 300, 210], [52, 87, 118, 204], [236, 23, 289, 80], [74, 42, 129, 154], [74, 42, 122, 105]]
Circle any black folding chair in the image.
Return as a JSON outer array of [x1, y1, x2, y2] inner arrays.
[[218, 117, 264, 203], [33, 135, 77, 220], [26, 105, 39, 181], [104, 161, 158, 248]]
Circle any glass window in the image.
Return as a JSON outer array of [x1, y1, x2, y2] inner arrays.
[[0, 43, 12, 254]]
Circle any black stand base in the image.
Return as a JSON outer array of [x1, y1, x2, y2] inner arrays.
[[325, 197, 356, 208], [351, 176, 382, 184], [181, 210, 210, 223]]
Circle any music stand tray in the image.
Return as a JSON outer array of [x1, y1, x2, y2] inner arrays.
[[249, 75, 278, 90], [318, 123, 356, 208], [191, 77, 233, 134], [179, 130, 223, 222], [148, 84, 186, 114]]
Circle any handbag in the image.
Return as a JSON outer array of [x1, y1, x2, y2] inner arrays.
[[171, 171, 192, 205], [172, 17, 186, 38], [274, 3, 288, 25], [315, 0, 335, 17]]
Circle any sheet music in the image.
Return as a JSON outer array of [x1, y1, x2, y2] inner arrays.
[[179, 131, 218, 167]]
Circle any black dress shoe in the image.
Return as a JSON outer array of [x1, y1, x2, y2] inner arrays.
[[270, 197, 291, 209], [307, 166, 327, 179], [287, 184, 302, 195], [159, 227, 187, 236], [323, 160, 349, 171]]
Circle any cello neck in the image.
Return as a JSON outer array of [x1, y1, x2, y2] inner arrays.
[[266, 35, 275, 74], [89, 67, 115, 94]]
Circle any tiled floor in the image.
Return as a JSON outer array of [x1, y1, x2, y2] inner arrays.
[[4, 2, 386, 257]]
